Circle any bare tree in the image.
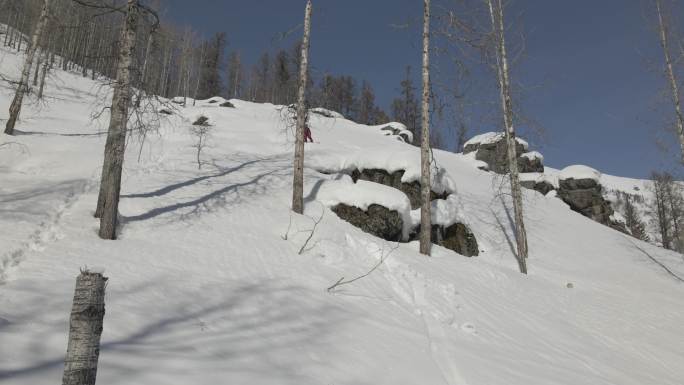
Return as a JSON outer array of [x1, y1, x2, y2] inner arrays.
[[292, 0, 312, 215], [94, 0, 140, 239], [654, 0, 684, 163], [419, 0, 432, 256], [190, 116, 211, 169], [488, 0, 528, 273], [4, 0, 51, 135]]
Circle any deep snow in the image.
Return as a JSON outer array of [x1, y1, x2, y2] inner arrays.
[[1, 46, 684, 385]]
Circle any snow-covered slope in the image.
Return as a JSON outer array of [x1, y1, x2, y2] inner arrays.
[[1, 46, 684, 385]]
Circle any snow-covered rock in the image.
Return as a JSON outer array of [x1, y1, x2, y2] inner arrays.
[[310, 107, 344, 119], [463, 132, 542, 173], [378, 122, 413, 144], [559, 165, 601, 183]]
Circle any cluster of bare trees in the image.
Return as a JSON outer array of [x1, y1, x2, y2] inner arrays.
[[650, 172, 684, 252]]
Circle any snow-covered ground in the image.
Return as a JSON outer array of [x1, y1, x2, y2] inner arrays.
[[1, 46, 684, 385]]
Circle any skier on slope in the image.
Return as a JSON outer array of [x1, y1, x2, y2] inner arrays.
[[304, 125, 314, 143], [304, 113, 314, 143]]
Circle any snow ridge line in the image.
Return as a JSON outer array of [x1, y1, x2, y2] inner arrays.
[[0, 179, 97, 283]]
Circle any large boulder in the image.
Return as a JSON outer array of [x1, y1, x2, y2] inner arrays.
[[518, 151, 544, 173], [463, 132, 539, 174], [380, 124, 414, 144], [409, 223, 479, 257], [519, 173, 556, 195], [331, 204, 404, 242], [351, 168, 448, 210], [557, 165, 626, 233]]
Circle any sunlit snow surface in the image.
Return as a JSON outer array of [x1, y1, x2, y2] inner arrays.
[[1, 46, 684, 385]]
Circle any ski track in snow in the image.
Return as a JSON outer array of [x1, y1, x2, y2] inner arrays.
[[0, 178, 97, 283]]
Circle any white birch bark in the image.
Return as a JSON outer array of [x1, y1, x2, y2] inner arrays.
[[292, 0, 312, 214], [488, 0, 528, 273], [4, 0, 50, 135], [655, 0, 684, 163], [95, 0, 139, 239], [419, 0, 432, 256], [61, 271, 107, 385]]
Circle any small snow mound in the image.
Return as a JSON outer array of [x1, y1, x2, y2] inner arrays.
[[204, 96, 227, 104], [559, 165, 601, 181], [464, 131, 529, 150], [521, 151, 544, 161], [377, 122, 414, 143], [519, 172, 559, 188], [311, 107, 344, 119]]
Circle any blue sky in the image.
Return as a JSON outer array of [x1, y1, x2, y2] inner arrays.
[[161, 0, 684, 179]]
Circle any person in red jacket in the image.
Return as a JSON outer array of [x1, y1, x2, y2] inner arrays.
[[304, 124, 314, 143]]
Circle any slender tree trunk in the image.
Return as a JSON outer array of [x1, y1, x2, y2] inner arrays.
[[4, 0, 50, 135], [419, 0, 432, 255], [655, 0, 684, 163], [94, 0, 139, 240], [192, 43, 206, 106], [292, 0, 312, 215], [135, 30, 154, 108], [489, 0, 528, 273], [61, 271, 107, 385], [37, 53, 49, 99]]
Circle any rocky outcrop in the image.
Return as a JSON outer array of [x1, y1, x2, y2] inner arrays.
[[331, 204, 404, 242], [519, 173, 556, 196], [409, 223, 479, 257], [464, 133, 543, 174], [557, 168, 627, 233], [520, 179, 555, 196], [518, 152, 544, 173], [380, 125, 413, 144], [350, 168, 448, 210]]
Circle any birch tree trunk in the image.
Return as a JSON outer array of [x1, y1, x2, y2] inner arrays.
[[135, 30, 155, 108], [4, 0, 50, 135], [62, 270, 107, 385], [419, 0, 432, 256], [488, 0, 528, 273], [655, 0, 684, 163], [292, 0, 312, 215], [94, 0, 139, 240]]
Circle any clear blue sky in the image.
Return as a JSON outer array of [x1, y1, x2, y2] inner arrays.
[[161, 0, 684, 179]]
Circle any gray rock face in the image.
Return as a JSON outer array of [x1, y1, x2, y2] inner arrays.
[[464, 135, 543, 174], [520, 179, 555, 196], [518, 154, 544, 173], [557, 178, 627, 233], [331, 204, 404, 242], [351, 168, 448, 210], [409, 223, 479, 257]]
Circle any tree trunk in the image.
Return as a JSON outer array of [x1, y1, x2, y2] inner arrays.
[[94, 0, 139, 240], [37, 54, 49, 99], [4, 0, 50, 135], [61, 270, 107, 385], [489, 0, 528, 273], [655, 0, 684, 163], [292, 0, 312, 215], [135, 30, 155, 108], [419, 0, 432, 256]]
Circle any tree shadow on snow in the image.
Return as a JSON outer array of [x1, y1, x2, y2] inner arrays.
[[0, 278, 351, 383], [120, 155, 291, 224]]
